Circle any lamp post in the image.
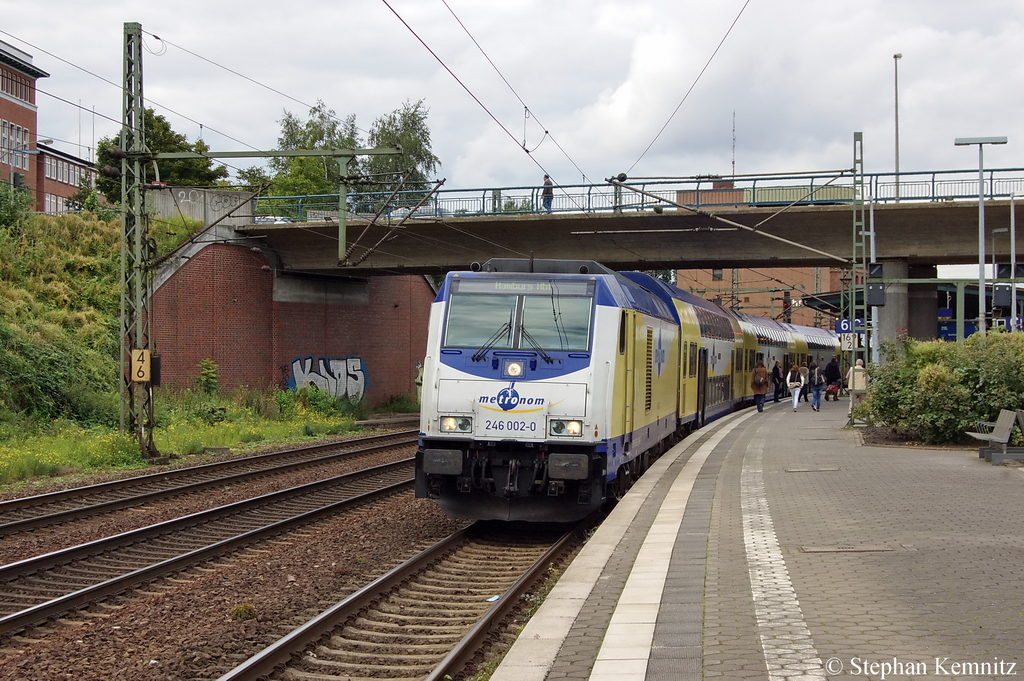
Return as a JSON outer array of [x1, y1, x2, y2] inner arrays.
[[955, 136, 1008, 335], [894, 53, 902, 203], [8, 138, 53, 189]]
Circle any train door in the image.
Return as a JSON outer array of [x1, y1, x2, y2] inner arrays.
[[621, 310, 635, 451], [696, 347, 709, 427]]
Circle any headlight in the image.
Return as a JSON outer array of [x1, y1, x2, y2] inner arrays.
[[503, 359, 525, 378], [549, 419, 583, 437], [440, 416, 473, 433]]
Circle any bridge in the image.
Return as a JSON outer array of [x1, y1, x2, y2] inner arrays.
[[236, 167, 1024, 277]]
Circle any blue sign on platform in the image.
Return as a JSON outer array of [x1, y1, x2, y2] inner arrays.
[[835, 319, 853, 334]]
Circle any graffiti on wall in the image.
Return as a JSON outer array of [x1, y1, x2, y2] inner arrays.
[[288, 356, 367, 401]]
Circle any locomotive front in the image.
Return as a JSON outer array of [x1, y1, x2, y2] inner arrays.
[[416, 269, 610, 522]]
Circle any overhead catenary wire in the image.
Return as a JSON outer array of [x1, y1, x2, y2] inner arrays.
[[381, 0, 598, 216], [440, 0, 591, 183], [1, 29, 261, 157], [626, 0, 751, 174]]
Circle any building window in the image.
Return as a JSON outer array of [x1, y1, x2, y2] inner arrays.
[[712, 268, 723, 281]]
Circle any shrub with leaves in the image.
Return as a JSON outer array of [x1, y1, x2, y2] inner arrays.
[[195, 359, 219, 395], [867, 333, 1024, 444]]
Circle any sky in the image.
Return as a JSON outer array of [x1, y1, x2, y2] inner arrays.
[[6, 0, 1024, 192]]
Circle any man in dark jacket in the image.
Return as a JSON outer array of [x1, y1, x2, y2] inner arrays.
[[771, 360, 784, 403], [824, 356, 842, 388]]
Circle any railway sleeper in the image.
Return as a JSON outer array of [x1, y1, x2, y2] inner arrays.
[[401, 578, 513, 593], [335, 625, 466, 644], [376, 602, 483, 619], [315, 644, 449, 662], [292, 655, 436, 675], [345, 618, 468, 636], [324, 636, 454, 653]]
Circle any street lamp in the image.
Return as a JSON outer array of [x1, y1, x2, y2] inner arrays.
[[955, 136, 1008, 335], [894, 53, 902, 203], [8, 138, 53, 189]]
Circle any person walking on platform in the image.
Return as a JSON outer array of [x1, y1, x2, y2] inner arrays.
[[808, 361, 826, 412], [846, 358, 868, 414], [787, 364, 804, 411], [786, 364, 802, 411], [751, 360, 770, 412], [799, 361, 810, 402], [824, 355, 841, 399], [771, 360, 784, 403]]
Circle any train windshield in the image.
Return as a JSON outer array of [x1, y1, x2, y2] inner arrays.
[[444, 278, 594, 352]]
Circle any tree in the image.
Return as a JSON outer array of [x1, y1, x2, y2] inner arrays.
[[94, 109, 229, 202], [267, 101, 359, 196], [363, 99, 440, 195], [266, 99, 440, 199]]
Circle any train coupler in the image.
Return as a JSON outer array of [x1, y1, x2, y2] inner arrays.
[[547, 480, 565, 496]]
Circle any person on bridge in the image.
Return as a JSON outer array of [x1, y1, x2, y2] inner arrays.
[[542, 174, 554, 212]]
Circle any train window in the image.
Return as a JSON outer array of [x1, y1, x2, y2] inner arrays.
[[521, 295, 592, 351], [443, 294, 517, 349], [689, 342, 698, 378]]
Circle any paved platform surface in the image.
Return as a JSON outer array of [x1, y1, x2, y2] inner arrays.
[[491, 398, 1024, 680]]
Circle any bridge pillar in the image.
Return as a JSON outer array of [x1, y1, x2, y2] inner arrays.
[[908, 265, 938, 340], [876, 260, 908, 347], [876, 261, 938, 350]]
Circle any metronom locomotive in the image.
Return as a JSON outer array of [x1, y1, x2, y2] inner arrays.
[[415, 259, 838, 522]]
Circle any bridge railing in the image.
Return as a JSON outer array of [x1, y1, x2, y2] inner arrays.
[[252, 167, 1024, 221]]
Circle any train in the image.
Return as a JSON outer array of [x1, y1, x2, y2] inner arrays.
[[415, 258, 839, 522]]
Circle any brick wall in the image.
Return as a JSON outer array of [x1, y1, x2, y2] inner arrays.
[[153, 242, 436, 404], [154, 244, 275, 390]]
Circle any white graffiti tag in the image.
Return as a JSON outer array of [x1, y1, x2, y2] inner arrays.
[[290, 357, 366, 401]]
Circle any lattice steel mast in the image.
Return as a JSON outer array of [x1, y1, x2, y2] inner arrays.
[[119, 22, 158, 457]]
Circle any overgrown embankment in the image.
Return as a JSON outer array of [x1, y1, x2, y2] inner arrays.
[[0, 193, 414, 485]]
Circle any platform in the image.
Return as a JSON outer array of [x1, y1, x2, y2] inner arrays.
[[491, 398, 1024, 680]]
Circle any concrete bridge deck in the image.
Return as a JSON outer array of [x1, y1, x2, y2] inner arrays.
[[235, 199, 1021, 277]]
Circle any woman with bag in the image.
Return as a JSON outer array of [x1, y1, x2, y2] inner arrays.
[[808, 361, 825, 412], [787, 364, 804, 412], [751, 360, 770, 412]]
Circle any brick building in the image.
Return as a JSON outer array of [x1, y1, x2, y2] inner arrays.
[[36, 143, 95, 214], [676, 266, 843, 327], [0, 40, 48, 200], [152, 241, 436, 406]]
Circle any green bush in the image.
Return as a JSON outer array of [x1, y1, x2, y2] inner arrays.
[[867, 333, 1024, 444], [195, 359, 219, 395]]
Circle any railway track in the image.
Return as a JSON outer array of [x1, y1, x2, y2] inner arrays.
[[0, 429, 417, 536], [219, 520, 587, 681], [0, 459, 415, 636]]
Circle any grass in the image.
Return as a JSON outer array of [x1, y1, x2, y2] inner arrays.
[[0, 388, 418, 487]]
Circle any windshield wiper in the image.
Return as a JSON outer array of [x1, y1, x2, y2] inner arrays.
[[471, 322, 512, 362], [520, 326, 555, 364]]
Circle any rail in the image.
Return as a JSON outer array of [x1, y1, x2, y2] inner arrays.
[[251, 167, 1024, 221]]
